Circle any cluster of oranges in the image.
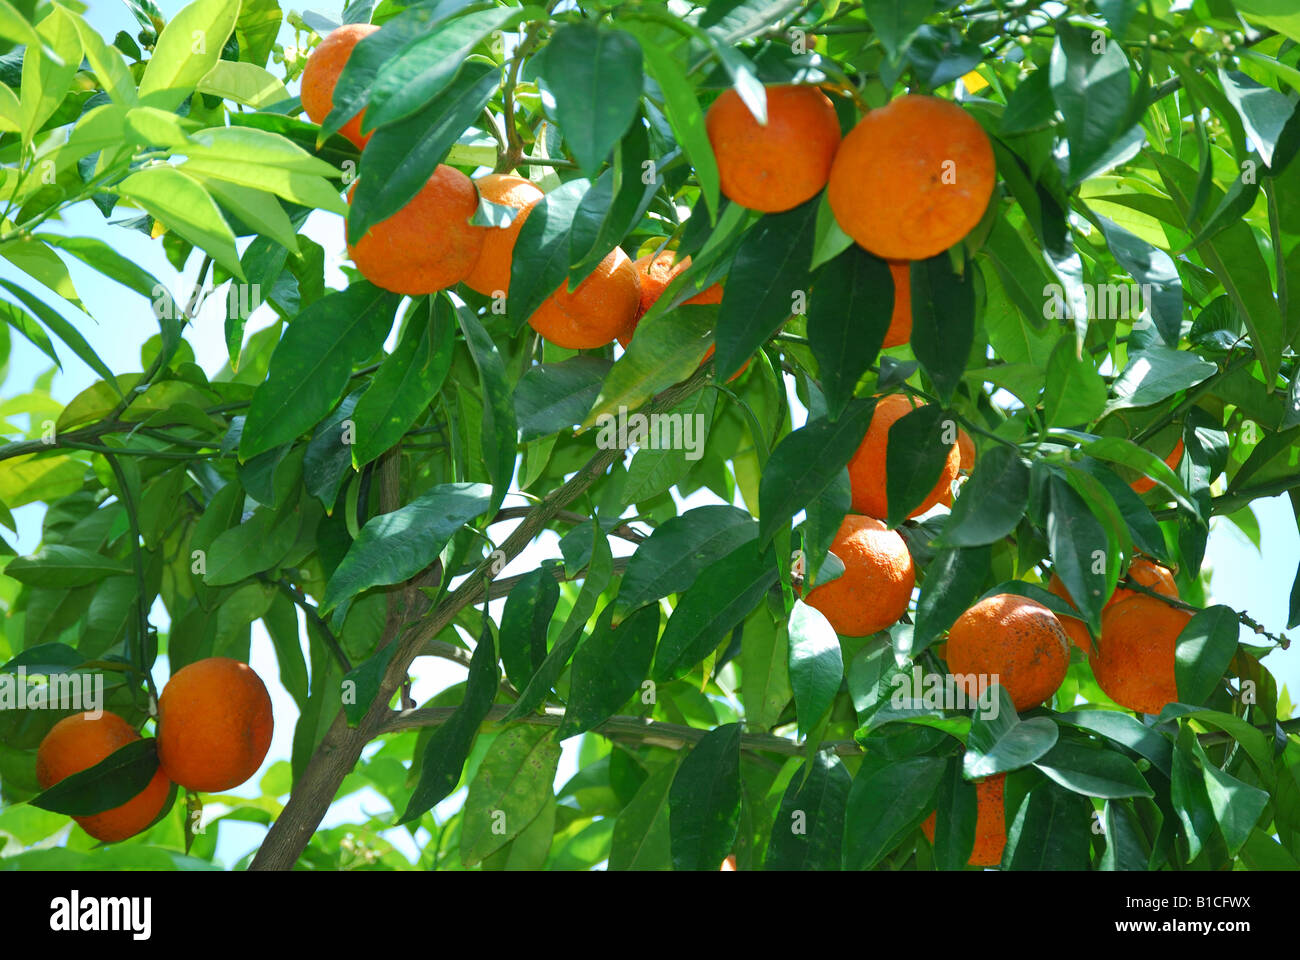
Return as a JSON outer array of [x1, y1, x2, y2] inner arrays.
[[35, 657, 273, 843], [302, 27, 998, 363]]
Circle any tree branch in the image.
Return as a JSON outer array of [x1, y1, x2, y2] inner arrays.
[[249, 365, 715, 870]]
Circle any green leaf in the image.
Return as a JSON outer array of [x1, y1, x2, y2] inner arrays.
[[455, 301, 517, 515], [321, 482, 493, 615], [1043, 336, 1107, 427], [351, 299, 454, 468], [1220, 68, 1296, 168], [539, 22, 643, 175], [622, 389, 717, 503], [349, 61, 499, 243], [499, 561, 561, 694], [0, 280, 116, 388], [787, 600, 843, 736], [180, 127, 345, 215], [739, 605, 791, 731], [20, 5, 80, 140], [29, 739, 162, 817], [1099, 799, 1154, 871], [203, 504, 299, 586], [807, 247, 893, 420], [1049, 23, 1134, 185], [1175, 605, 1239, 706], [669, 722, 742, 870], [910, 252, 976, 404], [609, 759, 679, 870], [913, 545, 991, 654], [35, 235, 162, 301], [1046, 472, 1112, 632], [559, 602, 659, 739], [1056, 710, 1173, 777], [765, 751, 852, 871], [862, 0, 934, 59], [1081, 436, 1198, 515], [117, 165, 244, 279], [884, 402, 952, 527], [138, 0, 239, 110], [341, 644, 397, 727], [515, 357, 611, 443], [235, 0, 282, 68], [397, 625, 499, 824], [0, 297, 58, 369], [461, 724, 561, 865], [5, 545, 130, 588], [942, 446, 1029, 547], [1196, 741, 1269, 858], [930, 756, 977, 870], [508, 178, 590, 330], [965, 689, 1059, 779], [627, 25, 719, 220], [842, 756, 945, 870], [303, 390, 362, 512], [197, 59, 290, 108], [1002, 780, 1093, 869], [240, 282, 400, 460], [1095, 214, 1183, 346], [757, 398, 874, 547], [1032, 740, 1154, 799], [651, 540, 778, 682], [1170, 726, 1217, 861], [714, 199, 818, 381], [365, 7, 519, 132], [70, 11, 137, 107]]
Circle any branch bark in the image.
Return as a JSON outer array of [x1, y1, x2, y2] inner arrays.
[[249, 365, 714, 870]]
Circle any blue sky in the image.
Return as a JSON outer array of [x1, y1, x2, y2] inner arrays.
[[1, 0, 1295, 867]]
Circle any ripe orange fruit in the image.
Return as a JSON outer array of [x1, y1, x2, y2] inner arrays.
[[847, 393, 961, 521], [705, 84, 843, 213], [301, 24, 380, 149], [528, 246, 641, 349], [884, 260, 913, 349], [921, 773, 1006, 867], [1093, 595, 1191, 714], [957, 428, 975, 472], [157, 657, 273, 792], [461, 174, 545, 297], [346, 165, 484, 295], [1131, 438, 1185, 494], [720, 855, 737, 871], [35, 712, 171, 843], [804, 514, 915, 637], [1046, 573, 1097, 657], [828, 94, 995, 261], [946, 594, 1070, 711], [617, 250, 724, 348]]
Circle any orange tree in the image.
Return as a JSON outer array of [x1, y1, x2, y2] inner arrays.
[[0, 0, 1299, 871]]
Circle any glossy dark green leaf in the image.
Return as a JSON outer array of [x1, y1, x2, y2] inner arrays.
[[1170, 726, 1217, 861], [884, 402, 952, 527], [800, 468, 851, 590], [1002, 779, 1093, 869], [758, 398, 874, 546], [499, 561, 561, 694], [397, 625, 498, 824], [1175, 604, 1239, 706], [1032, 740, 1154, 799], [1043, 336, 1107, 427], [1081, 436, 1198, 515], [909, 252, 975, 403], [303, 390, 362, 511], [341, 643, 397, 727], [1220, 68, 1296, 168], [538, 22, 643, 175], [609, 759, 679, 870], [30, 739, 160, 817], [351, 298, 454, 468], [455, 302, 517, 515], [807, 247, 892, 420], [1196, 738, 1269, 857], [321, 482, 492, 616], [1100, 798, 1153, 871], [508, 178, 590, 330], [1076, 456, 1170, 564], [461, 724, 561, 865], [1046, 472, 1112, 632], [321, 6, 431, 139], [842, 756, 945, 870], [504, 522, 614, 721], [651, 540, 778, 682], [787, 600, 843, 736], [1095, 214, 1183, 346], [861, 0, 934, 59], [764, 752, 852, 871], [965, 688, 1059, 779], [714, 199, 818, 381], [615, 505, 757, 621], [912, 544, 991, 654], [348, 61, 499, 243], [669, 723, 742, 871], [930, 755, 977, 871], [559, 602, 659, 739], [240, 282, 399, 460], [1049, 23, 1134, 184], [568, 112, 658, 282], [1055, 710, 1173, 778], [942, 446, 1030, 547], [364, 7, 518, 132]]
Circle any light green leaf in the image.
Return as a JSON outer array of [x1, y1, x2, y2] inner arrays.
[[117, 165, 244, 279], [138, 0, 239, 110], [197, 59, 290, 108], [20, 5, 80, 140]]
